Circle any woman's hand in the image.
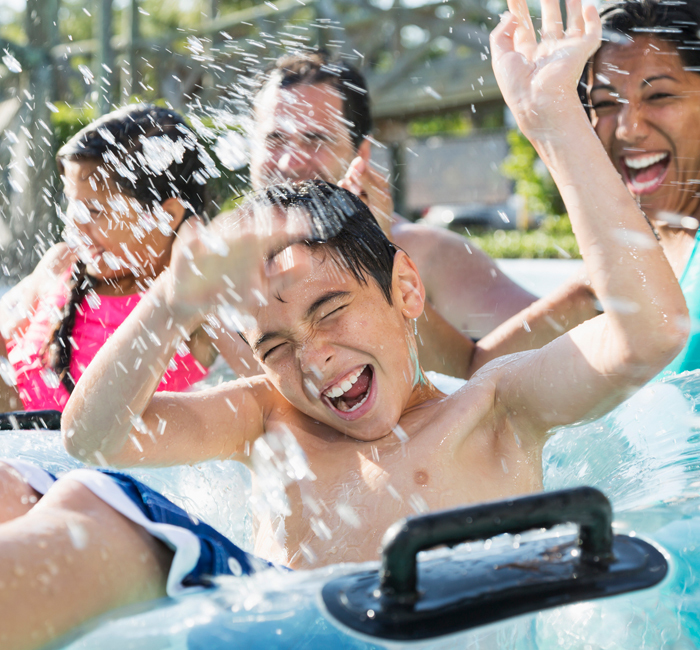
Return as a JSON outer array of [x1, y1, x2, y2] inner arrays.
[[163, 209, 312, 325], [490, 0, 601, 136]]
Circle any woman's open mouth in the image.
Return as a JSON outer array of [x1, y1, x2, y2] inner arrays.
[[620, 152, 670, 195], [321, 364, 376, 421]]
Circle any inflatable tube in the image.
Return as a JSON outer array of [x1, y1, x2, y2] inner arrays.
[[55, 487, 674, 650], [0, 409, 60, 431], [6, 373, 700, 648]]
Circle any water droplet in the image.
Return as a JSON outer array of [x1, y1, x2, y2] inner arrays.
[[78, 64, 94, 85], [214, 130, 249, 170], [392, 424, 409, 443], [2, 52, 21, 73], [0, 357, 16, 387]]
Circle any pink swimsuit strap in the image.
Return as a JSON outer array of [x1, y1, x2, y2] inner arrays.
[[7, 280, 209, 412]]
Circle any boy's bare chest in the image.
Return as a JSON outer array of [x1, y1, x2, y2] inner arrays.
[[273, 408, 542, 569]]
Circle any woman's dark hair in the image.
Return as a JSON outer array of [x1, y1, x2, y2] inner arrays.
[[247, 180, 396, 304], [580, 0, 700, 109], [49, 103, 211, 394], [255, 50, 372, 151]]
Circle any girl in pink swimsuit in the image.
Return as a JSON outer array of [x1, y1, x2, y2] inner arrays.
[[0, 104, 219, 412]]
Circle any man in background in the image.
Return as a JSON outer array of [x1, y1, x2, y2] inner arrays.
[[244, 49, 597, 376]]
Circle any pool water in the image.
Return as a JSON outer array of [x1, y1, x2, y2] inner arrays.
[[5, 371, 700, 649]]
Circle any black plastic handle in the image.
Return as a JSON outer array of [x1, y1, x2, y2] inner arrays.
[[0, 409, 61, 431], [380, 487, 613, 602]]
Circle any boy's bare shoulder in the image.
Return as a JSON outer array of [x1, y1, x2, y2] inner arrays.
[[433, 359, 533, 454]]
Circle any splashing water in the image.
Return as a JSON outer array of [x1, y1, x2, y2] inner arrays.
[[15, 370, 695, 648], [2, 52, 21, 74], [213, 131, 249, 171], [77, 65, 94, 85]]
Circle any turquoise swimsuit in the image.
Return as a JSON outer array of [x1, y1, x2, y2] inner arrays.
[[659, 228, 700, 377]]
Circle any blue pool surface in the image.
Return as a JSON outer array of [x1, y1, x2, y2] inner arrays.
[[2, 369, 698, 648]]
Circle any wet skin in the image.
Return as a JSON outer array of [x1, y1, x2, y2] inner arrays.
[[61, 160, 185, 295], [237, 249, 543, 566]]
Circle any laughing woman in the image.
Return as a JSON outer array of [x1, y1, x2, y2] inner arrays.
[[585, 0, 700, 374], [483, 0, 700, 377]]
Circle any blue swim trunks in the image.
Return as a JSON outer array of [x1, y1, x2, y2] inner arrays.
[[1, 459, 279, 596]]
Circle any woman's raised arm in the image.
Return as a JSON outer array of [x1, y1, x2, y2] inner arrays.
[[486, 0, 688, 443]]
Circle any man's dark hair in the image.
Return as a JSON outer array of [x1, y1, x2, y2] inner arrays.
[[250, 180, 396, 304], [580, 0, 700, 108], [255, 50, 372, 151]]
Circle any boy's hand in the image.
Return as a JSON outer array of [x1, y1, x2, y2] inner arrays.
[[164, 211, 311, 325], [338, 157, 394, 234], [490, 0, 601, 136]]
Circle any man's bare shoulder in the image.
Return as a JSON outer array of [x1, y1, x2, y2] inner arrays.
[[390, 218, 490, 259]]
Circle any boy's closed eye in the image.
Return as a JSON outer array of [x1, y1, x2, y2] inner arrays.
[[318, 304, 348, 321], [261, 305, 350, 361], [262, 342, 287, 361]]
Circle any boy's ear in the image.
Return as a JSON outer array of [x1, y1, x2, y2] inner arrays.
[[392, 250, 425, 320], [161, 197, 187, 232], [356, 138, 371, 162]]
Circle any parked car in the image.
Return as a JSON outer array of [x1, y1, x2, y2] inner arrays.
[[420, 199, 519, 230]]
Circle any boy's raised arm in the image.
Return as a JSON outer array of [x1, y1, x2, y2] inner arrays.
[[485, 0, 688, 443], [61, 211, 307, 468]]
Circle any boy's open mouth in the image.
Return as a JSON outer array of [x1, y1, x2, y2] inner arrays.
[[620, 152, 670, 195], [322, 364, 374, 418]]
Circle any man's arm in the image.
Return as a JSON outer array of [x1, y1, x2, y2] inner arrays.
[[416, 270, 598, 379], [470, 272, 599, 374], [414, 300, 477, 378], [485, 0, 687, 447], [392, 222, 538, 338]]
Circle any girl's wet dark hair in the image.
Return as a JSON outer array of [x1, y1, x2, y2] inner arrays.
[[580, 0, 700, 110], [49, 103, 209, 394], [57, 103, 208, 216], [250, 180, 397, 304]]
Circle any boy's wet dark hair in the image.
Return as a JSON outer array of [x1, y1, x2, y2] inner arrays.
[[50, 104, 210, 394], [255, 50, 372, 151], [580, 0, 700, 109], [250, 180, 396, 304]]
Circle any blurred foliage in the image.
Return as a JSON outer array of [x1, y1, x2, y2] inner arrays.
[[57, 0, 91, 42], [501, 129, 565, 218], [408, 105, 504, 138], [464, 216, 580, 259], [471, 128, 579, 258], [0, 21, 24, 44], [50, 102, 96, 148], [409, 111, 472, 138]]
